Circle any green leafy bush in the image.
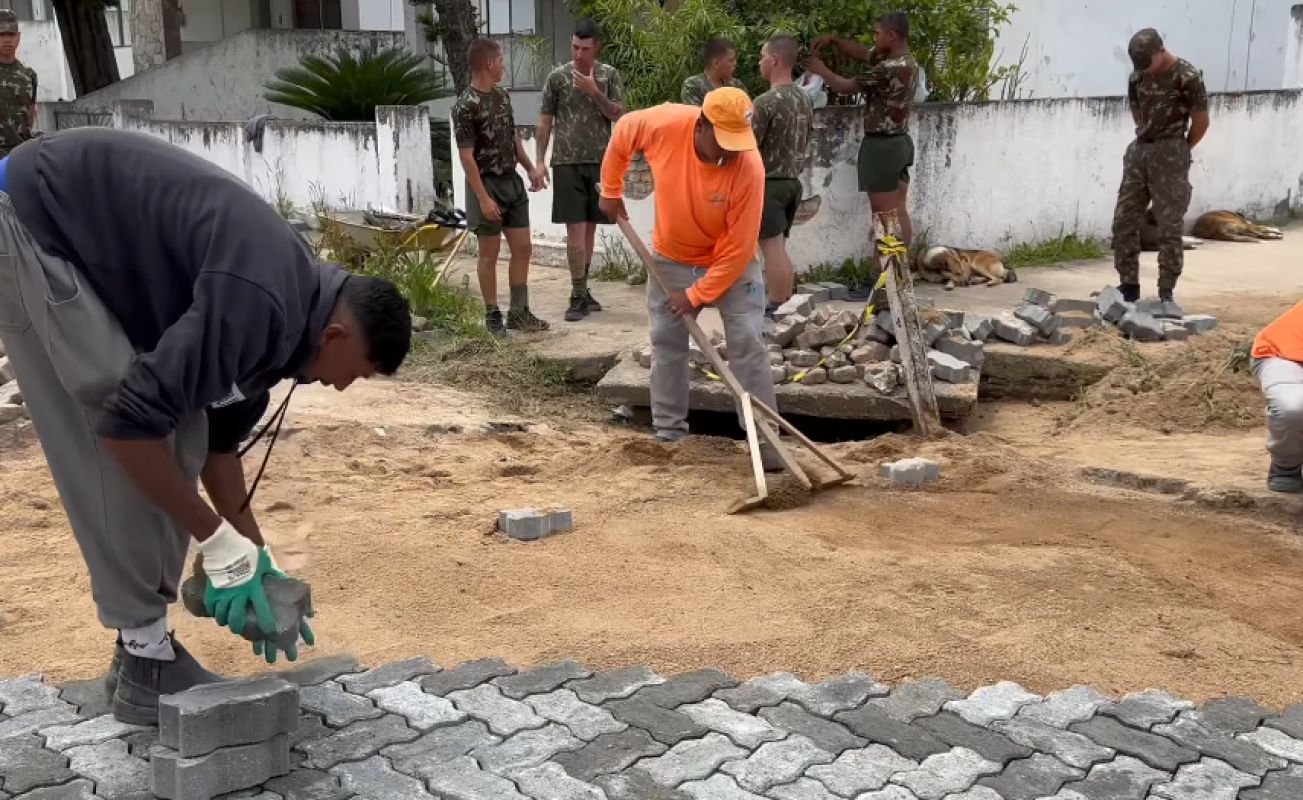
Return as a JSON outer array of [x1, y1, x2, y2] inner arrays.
[[264, 46, 451, 121]]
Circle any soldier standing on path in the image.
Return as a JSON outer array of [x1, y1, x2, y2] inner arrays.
[[452, 37, 550, 335], [806, 12, 919, 247], [1111, 28, 1209, 314], [0, 10, 37, 159], [533, 19, 626, 323], [752, 35, 812, 313], [681, 38, 747, 106]]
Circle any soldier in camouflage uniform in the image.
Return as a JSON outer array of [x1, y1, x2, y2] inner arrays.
[[0, 10, 37, 159], [533, 19, 626, 322], [808, 12, 919, 246], [752, 35, 812, 310], [452, 38, 549, 335], [681, 38, 747, 106], [1112, 28, 1210, 311]]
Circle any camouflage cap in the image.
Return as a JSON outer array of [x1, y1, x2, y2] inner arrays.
[[0, 10, 17, 34], [1129, 28, 1163, 71]]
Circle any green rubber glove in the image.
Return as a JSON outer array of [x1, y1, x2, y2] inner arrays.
[[203, 546, 278, 638], [252, 546, 316, 664]]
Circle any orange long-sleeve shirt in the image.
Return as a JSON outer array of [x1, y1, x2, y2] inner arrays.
[[1254, 298, 1303, 361], [600, 104, 765, 307]]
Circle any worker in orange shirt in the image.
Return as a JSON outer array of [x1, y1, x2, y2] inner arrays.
[[1251, 301, 1303, 492], [599, 88, 782, 470]]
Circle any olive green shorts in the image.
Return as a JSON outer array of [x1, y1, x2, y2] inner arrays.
[[552, 163, 612, 225], [760, 178, 802, 240], [857, 134, 914, 194], [466, 172, 530, 236]]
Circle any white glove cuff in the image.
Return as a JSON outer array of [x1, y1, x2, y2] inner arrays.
[[200, 520, 259, 589]]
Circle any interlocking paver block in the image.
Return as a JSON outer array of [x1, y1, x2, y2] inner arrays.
[[420, 658, 517, 697], [635, 670, 737, 709], [122, 727, 160, 758], [0, 676, 61, 716], [788, 672, 888, 717], [1242, 764, 1303, 799], [152, 734, 291, 800], [834, 705, 951, 761], [40, 714, 147, 751], [0, 704, 80, 739], [1058, 754, 1169, 799], [720, 734, 834, 793], [977, 752, 1083, 799], [1015, 686, 1113, 729], [273, 654, 361, 687], [680, 699, 785, 749], [993, 718, 1114, 769], [0, 733, 77, 794], [495, 661, 593, 700], [448, 684, 548, 737], [914, 711, 1033, 765], [605, 696, 708, 745], [7, 779, 99, 799], [806, 743, 916, 795], [297, 713, 419, 769], [287, 713, 331, 751], [330, 754, 438, 800], [593, 768, 692, 800], [867, 679, 966, 722], [712, 673, 805, 714], [854, 787, 920, 800], [569, 668, 664, 705], [1153, 716, 1286, 775], [526, 688, 626, 741], [680, 774, 772, 799], [1100, 689, 1194, 729], [767, 776, 844, 800], [1193, 697, 1275, 735], [159, 676, 298, 757], [554, 727, 668, 780], [338, 656, 440, 695], [944, 681, 1040, 726], [367, 680, 466, 730], [943, 788, 1004, 800], [1266, 705, 1303, 740], [888, 747, 999, 800], [66, 739, 150, 798], [299, 681, 383, 728], [55, 679, 113, 721], [382, 718, 500, 775], [470, 722, 585, 773], [419, 755, 530, 800], [263, 768, 352, 800], [1240, 726, 1303, 762], [759, 701, 865, 754], [510, 762, 607, 800], [1150, 756, 1259, 799], [1070, 715, 1198, 771], [637, 732, 747, 787]]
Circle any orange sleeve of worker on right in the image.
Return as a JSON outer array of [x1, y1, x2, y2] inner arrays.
[[1254, 297, 1303, 361]]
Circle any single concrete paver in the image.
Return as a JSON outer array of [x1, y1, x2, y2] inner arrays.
[[805, 743, 916, 796], [299, 681, 384, 728], [568, 668, 664, 705], [470, 722, 585, 774], [679, 699, 785, 749], [419, 658, 516, 697], [419, 754, 531, 800], [0, 734, 77, 794], [1015, 686, 1114, 729], [1154, 715, 1287, 775], [0, 705, 80, 740], [713, 673, 806, 714], [592, 767, 691, 800], [495, 660, 593, 700], [54, 680, 113, 721], [382, 718, 501, 775], [767, 776, 845, 800], [525, 688, 626, 741], [64, 739, 150, 798], [1265, 705, 1303, 740], [835, 706, 950, 762], [637, 732, 747, 787], [368, 680, 467, 731], [1100, 689, 1194, 730], [759, 701, 865, 755], [1193, 697, 1276, 736], [7, 779, 100, 799], [331, 754, 438, 800], [297, 714, 419, 769], [867, 679, 966, 723], [1058, 754, 1170, 799], [510, 762, 608, 800], [719, 734, 834, 793], [679, 774, 771, 799], [554, 727, 669, 781], [634, 670, 737, 710], [943, 682, 1041, 727], [888, 747, 1000, 800], [338, 657, 440, 695], [1241, 725, 1303, 762], [0, 676, 62, 716], [1242, 764, 1303, 799], [448, 684, 548, 737], [262, 767, 352, 800], [39, 715, 145, 751], [993, 717, 1115, 770], [787, 673, 888, 717], [977, 752, 1083, 799], [1070, 715, 1200, 771], [913, 711, 1033, 766], [604, 696, 709, 745], [272, 654, 361, 687], [1149, 756, 1260, 799]]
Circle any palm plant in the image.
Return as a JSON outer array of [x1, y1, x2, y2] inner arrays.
[[264, 46, 451, 122]]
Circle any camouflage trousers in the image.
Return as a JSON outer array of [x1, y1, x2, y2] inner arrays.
[[1112, 138, 1193, 291]]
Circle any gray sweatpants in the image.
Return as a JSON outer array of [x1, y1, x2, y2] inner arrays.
[[647, 254, 778, 437], [0, 194, 207, 631], [1253, 356, 1303, 468]]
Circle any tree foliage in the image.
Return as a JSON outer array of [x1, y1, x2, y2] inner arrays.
[[264, 46, 450, 121], [409, 0, 479, 93]]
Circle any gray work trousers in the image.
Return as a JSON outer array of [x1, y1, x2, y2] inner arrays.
[[647, 254, 778, 437], [1253, 356, 1303, 468], [0, 194, 207, 631]]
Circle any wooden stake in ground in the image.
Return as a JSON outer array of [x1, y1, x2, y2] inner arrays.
[[875, 211, 944, 438], [612, 216, 854, 513]]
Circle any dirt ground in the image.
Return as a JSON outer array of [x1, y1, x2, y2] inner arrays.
[[5, 286, 1303, 708]]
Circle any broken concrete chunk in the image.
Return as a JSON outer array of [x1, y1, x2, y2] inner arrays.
[[1052, 297, 1097, 315], [801, 367, 828, 385], [796, 323, 848, 351], [833, 309, 860, 329], [928, 350, 972, 383], [875, 312, 895, 336], [889, 345, 902, 364], [829, 365, 858, 384], [1023, 287, 1057, 308], [1181, 314, 1219, 333], [768, 352, 785, 367], [1119, 310, 1165, 342], [827, 353, 851, 370], [993, 312, 1037, 346], [0, 381, 20, 406], [767, 317, 805, 348], [851, 343, 890, 364], [633, 347, 652, 369], [775, 294, 814, 319], [0, 356, 12, 384], [789, 350, 820, 368], [1096, 285, 1132, 323], [771, 365, 787, 383], [819, 346, 836, 358], [923, 321, 948, 346], [809, 306, 832, 326], [879, 457, 940, 487], [1014, 303, 1061, 336], [934, 334, 985, 368], [864, 363, 899, 394], [963, 313, 994, 342]]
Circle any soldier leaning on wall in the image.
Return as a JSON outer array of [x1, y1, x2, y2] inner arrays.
[[0, 10, 37, 159]]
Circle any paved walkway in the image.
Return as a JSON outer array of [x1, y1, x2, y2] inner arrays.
[[3, 656, 1301, 799]]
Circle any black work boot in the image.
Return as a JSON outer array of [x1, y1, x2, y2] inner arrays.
[[583, 288, 603, 312], [564, 291, 589, 322], [485, 307, 507, 337], [113, 636, 225, 726], [1268, 463, 1303, 494], [103, 639, 124, 698], [1157, 288, 1184, 319], [1119, 283, 1141, 303]]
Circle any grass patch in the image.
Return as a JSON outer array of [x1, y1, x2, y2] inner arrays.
[[592, 231, 644, 283], [1004, 232, 1106, 269]]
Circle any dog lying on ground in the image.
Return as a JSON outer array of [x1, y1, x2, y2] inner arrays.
[[916, 246, 1017, 290], [1140, 207, 1203, 251], [1191, 210, 1284, 242]]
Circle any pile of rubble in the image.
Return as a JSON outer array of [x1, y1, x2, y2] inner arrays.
[[0, 348, 26, 425], [976, 286, 1219, 347]]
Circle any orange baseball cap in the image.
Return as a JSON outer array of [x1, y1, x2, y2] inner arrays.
[[701, 87, 757, 152]]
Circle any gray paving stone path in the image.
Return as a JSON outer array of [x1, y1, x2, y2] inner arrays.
[[1, 657, 1300, 799]]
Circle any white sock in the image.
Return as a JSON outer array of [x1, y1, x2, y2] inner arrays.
[[120, 618, 175, 661]]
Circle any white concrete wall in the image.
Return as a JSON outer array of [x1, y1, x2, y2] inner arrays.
[[453, 90, 1303, 270], [994, 0, 1297, 98], [18, 19, 73, 101]]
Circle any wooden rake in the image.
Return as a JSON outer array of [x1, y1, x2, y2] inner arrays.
[[613, 216, 854, 513]]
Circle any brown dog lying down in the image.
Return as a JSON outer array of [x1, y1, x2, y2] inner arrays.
[[1191, 210, 1284, 243], [1140, 207, 1203, 251], [917, 246, 1017, 290]]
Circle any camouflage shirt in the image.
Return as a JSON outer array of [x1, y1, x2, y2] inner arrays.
[[0, 59, 36, 155], [857, 51, 918, 136], [540, 61, 625, 165], [451, 85, 518, 176], [751, 83, 812, 179], [680, 72, 747, 106], [1128, 58, 1207, 143]]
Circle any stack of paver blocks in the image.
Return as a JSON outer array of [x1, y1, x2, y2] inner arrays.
[[151, 677, 298, 799]]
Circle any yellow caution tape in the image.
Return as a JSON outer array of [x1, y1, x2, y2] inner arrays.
[[876, 234, 908, 259]]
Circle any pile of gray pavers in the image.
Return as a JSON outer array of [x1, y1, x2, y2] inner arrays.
[[0, 349, 28, 426], [152, 677, 298, 799], [975, 286, 1220, 348]]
